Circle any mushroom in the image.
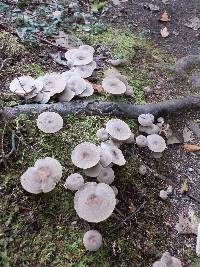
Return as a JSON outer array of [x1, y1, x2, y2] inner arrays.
[[34, 91, 51, 104], [71, 61, 96, 78], [84, 163, 103, 178], [64, 173, 84, 191], [159, 190, 168, 200], [20, 157, 62, 194], [136, 135, 148, 147], [96, 128, 109, 141], [124, 133, 135, 144], [111, 186, 118, 196], [147, 134, 166, 153], [79, 45, 95, 54], [97, 167, 115, 185], [71, 142, 100, 169], [70, 50, 93, 66], [99, 146, 113, 167], [125, 85, 135, 97], [102, 76, 126, 95], [105, 119, 131, 141], [74, 182, 116, 222], [58, 87, 75, 102], [153, 252, 183, 267], [139, 165, 147, 175], [139, 124, 160, 135], [66, 75, 86, 95], [100, 142, 126, 166], [41, 73, 67, 96], [78, 82, 94, 97], [152, 152, 163, 158], [138, 114, 154, 126], [36, 112, 63, 133], [83, 230, 102, 251], [9, 76, 35, 96]]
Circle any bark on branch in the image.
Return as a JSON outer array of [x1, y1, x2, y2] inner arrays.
[[1, 95, 200, 120]]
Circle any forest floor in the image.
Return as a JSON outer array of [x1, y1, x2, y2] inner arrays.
[[0, 1, 200, 267]]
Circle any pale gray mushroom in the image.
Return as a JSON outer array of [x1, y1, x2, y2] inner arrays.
[[105, 119, 131, 141], [36, 112, 63, 133], [34, 91, 51, 104], [99, 146, 113, 167], [100, 142, 126, 166], [159, 190, 168, 200], [136, 135, 148, 147], [74, 182, 116, 222], [139, 124, 160, 135], [70, 50, 93, 66], [125, 85, 135, 98], [10, 76, 35, 96], [64, 48, 78, 63], [41, 73, 67, 96], [84, 163, 103, 178], [102, 76, 126, 95], [83, 230, 102, 251], [20, 157, 62, 194], [71, 61, 96, 78], [139, 165, 147, 175], [111, 186, 118, 196], [153, 252, 182, 267], [78, 82, 94, 97], [138, 113, 154, 126], [147, 134, 166, 153], [79, 45, 95, 54], [64, 173, 84, 191], [66, 75, 86, 95], [71, 142, 100, 169], [58, 87, 75, 102], [97, 167, 115, 185], [96, 128, 109, 141]]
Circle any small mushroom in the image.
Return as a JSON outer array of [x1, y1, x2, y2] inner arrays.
[[84, 163, 103, 178], [41, 73, 67, 96], [36, 112, 63, 133], [58, 87, 75, 102], [10, 76, 35, 96], [101, 142, 126, 166], [159, 190, 168, 200], [136, 135, 148, 147], [70, 50, 93, 66], [74, 182, 116, 222], [71, 142, 100, 169], [79, 45, 95, 54], [64, 173, 84, 191], [34, 91, 51, 104], [97, 167, 115, 185], [105, 119, 131, 141], [139, 124, 160, 135], [138, 114, 154, 126], [147, 134, 166, 153], [96, 128, 109, 141], [99, 146, 113, 167], [153, 252, 183, 267], [83, 230, 102, 251], [66, 75, 86, 95], [139, 165, 147, 175], [102, 76, 126, 95], [152, 152, 163, 159], [71, 61, 96, 78], [125, 85, 135, 98], [78, 82, 94, 97]]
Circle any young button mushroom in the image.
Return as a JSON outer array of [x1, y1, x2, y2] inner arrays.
[[74, 182, 116, 222], [71, 142, 100, 169], [34, 91, 51, 104], [64, 173, 84, 191], [138, 113, 154, 126], [96, 128, 109, 141], [97, 167, 115, 185], [102, 76, 126, 95], [147, 134, 166, 153], [105, 119, 131, 141], [58, 87, 75, 102], [136, 135, 148, 147], [83, 230, 102, 251], [84, 163, 103, 178], [36, 112, 63, 133], [10, 76, 35, 96]]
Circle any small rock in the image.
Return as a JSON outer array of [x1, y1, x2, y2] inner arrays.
[[159, 190, 168, 200]]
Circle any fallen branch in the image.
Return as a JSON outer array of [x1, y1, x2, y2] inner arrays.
[[1, 96, 200, 120]]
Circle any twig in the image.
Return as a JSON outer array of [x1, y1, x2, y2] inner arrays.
[[31, 34, 67, 50]]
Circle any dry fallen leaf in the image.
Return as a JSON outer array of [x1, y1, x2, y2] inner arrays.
[[183, 144, 200, 152], [160, 27, 169, 37], [183, 126, 194, 143], [181, 178, 189, 194], [93, 84, 103, 93], [160, 11, 170, 22]]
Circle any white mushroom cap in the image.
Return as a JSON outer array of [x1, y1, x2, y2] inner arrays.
[[100, 142, 126, 166], [71, 142, 100, 169], [64, 173, 84, 191], [84, 163, 103, 178], [42, 73, 67, 96], [58, 88, 75, 102], [36, 112, 63, 133], [74, 182, 116, 222], [125, 85, 135, 97], [97, 167, 115, 185], [147, 134, 166, 153], [70, 50, 93, 66], [10, 76, 35, 95], [111, 186, 118, 196], [83, 230, 102, 251], [102, 76, 126, 95], [136, 135, 148, 147], [71, 61, 96, 78], [21, 157, 62, 194], [66, 75, 86, 95], [34, 91, 51, 104], [105, 119, 131, 141], [96, 128, 109, 141], [34, 76, 44, 94], [65, 48, 78, 62], [78, 82, 94, 97], [79, 45, 95, 54], [161, 252, 182, 267], [139, 165, 147, 175], [139, 124, 160, 135], [138, 114, 154, 126], [159, 190, 168, 200], [99, 146, 113, 167]]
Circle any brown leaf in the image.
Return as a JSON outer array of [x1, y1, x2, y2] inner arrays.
[[181, 178, 189, 194], [160, 11, 170, 22], [93, 84, 103, 93], [183, 144, 200, 152]]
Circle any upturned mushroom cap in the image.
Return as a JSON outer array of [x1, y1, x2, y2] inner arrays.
[[105, 119, 131, 141], [83, 230, 102, 251], [139, 124, 160, 135], [71, 61, 96, 78], [138, 113, 154, 126], [78, 82, 94, 97], [20, 157, 62, 194], [100, 142, 126, 166], [99, 146, 113, 167], [58, 87, 75, 102], [64, 48, 78, 62], [102, 76, 126, 95], [96, 128, 109, 141], [10, 76, 35, 95], [136, 135, 148, 147], [34, 91, 51, 104], [66, 75, 86, 95], [97, 167, 115, 185], [70, 49, 93, 66], [71, 142, 100, 169], [41, 73, 67, 96], [79, 45, 95, 54], [147, 134, 166, 153], [74, 182, 116, 222], [64, 173, 84, 191], [84, 163, 103, 178], [36, 112, 63, 133]]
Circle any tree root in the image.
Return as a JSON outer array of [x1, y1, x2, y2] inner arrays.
[[1, 95, 200, 120]]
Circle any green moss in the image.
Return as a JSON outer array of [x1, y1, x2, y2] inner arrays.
[[0, 31, 24, 57], [19, 63, 45, 77]]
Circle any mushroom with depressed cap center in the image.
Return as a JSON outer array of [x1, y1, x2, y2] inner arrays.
[[64, 173, 84, 191], [147, 134, 167, 153], [97, 167, 115, 185], [36, 112, 63, 133], [83, 230, 102, 251], [9, 76, 36, 96], [105, 119, 131, 141], [138, 113, 154, 126], [102, 76, 126, 95]]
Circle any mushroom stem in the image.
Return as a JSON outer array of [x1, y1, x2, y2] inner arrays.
[[1, 96, 200, 120]]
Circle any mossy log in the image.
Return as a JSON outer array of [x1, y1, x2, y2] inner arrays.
[[1, 96, 200, 120]]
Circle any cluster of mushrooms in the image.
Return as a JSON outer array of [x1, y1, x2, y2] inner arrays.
[[153, 252, 182, 267]]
